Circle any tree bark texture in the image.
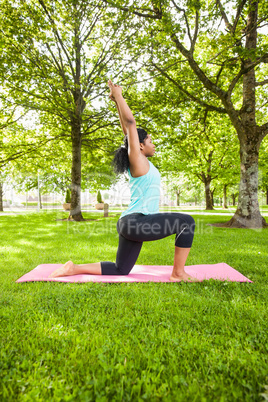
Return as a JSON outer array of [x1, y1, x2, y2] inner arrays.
[[68, 25, 86, 222], [169, 0, 267, 227], [203, 177, 213, 210], [70, 129, 84, 221], [211, 188, 215, 207], [228, 138, 265, 227], [176, 190, 180, 206], [39, 190, 42, 210], [223, 185, 228, 209], [224, 1, 267, 227], [231, 194, 236, 206]]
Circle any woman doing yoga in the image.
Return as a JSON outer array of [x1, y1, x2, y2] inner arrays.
[[49, 80, 196, 282]]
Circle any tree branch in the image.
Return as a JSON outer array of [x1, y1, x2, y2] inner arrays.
[[170, 1, 199, 54], [215, 0, 233, 32], [171, 33, 227, 100], [244, 53, 268, 70], [151, 63, 226, 113], [101, 0, 162, 19], [171, 0, 193, 50], [0, 135, 62, 168], [6, 83, 72, 123], [232, 0, 247, 34], [0, 108, 28, 130], [258, 122, 268, 140], [191, 11, 199, 54], [37, 0, 76, 79], [82, 10, 101, 42], [227, 68, 244, 96], [255, 79, 268, 87], [45, 42, 71, 94], [228, 53, 268, 96]]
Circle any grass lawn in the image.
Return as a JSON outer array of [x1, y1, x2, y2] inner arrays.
[[0, 210, 267, 401]]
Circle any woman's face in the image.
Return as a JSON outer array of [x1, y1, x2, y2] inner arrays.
[[140, 135, 155, 157]]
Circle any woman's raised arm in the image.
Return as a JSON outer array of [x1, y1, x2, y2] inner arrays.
[[108, 80, 140, 157]]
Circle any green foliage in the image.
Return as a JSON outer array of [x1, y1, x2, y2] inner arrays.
[[65, 188, 71, 203], [116, 0, 268, 222], [0, 103, 37, 169], [138, 82, 240, 206], [1, 0, 267, 222], [97, 190, 103, 203], [0, 0, 139, 216]]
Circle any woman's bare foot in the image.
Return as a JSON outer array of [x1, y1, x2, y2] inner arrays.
[[170, 271, 200, 282], [49, 261, 76, 278]]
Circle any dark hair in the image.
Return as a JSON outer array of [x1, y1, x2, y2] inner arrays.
[[113, 128, 148, 174]]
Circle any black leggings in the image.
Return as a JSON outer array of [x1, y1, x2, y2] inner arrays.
[[101, 212, 195, 276]]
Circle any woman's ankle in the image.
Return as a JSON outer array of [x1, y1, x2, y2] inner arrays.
[[171, 267, 185, 277]]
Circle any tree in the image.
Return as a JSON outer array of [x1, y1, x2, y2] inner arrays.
[[1, 0, 136, 220], [0, 170, 9, 211], [114, 0, 268, 227], [140, 82, 240, 210], [161, 172, 203, 206], [8, 135, 72, 210], [163, 115, 239, 209], [9, 122, 118, 209], [0, 101, 47, 210]]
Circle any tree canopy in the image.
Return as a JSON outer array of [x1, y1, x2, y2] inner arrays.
[[0, 0, 138, 219], [0, 0, 267, 226], [112, 0, 268, 226]]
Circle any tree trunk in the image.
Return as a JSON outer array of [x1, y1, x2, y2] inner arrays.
[[266, 187, 268, 206], [176, 190, 180, 206], [68, 28, 85, 222], [204, 177, 213, 210], [222, 1, 267, 228], [211, 188, 215, 207], [39, 190, 42, 210], [231, 194, 236, 206], [226, 132, 267, 227], [223, 185, 228, 209], [0, 182, 3, 212], [70, 126, 84, 221]]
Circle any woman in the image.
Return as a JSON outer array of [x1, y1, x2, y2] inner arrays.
[[50, 80, 196, 282]]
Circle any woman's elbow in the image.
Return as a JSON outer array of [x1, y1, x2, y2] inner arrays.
[[126, 118, 136, 126]]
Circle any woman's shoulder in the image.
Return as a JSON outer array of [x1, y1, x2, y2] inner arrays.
[[129, 155, 150, 178], [148, 160, 160, 173]]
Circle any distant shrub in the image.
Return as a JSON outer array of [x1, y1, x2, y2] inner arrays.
[[65, 189, 71, 203], [97, 190, 103, 203]]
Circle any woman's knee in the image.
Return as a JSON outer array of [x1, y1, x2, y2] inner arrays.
[[184, 214, 195, 230], [178, 215, 195, 240], [175, 215, 195, 248], [117, 263, 133, 275]]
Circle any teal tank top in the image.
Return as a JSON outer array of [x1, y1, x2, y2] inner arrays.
[[120, 160, 161, 218]]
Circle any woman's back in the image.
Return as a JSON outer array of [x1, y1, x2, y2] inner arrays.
[[121, 160, 161, 218]]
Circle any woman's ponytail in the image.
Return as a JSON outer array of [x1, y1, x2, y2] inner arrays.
[[113, 128, 148, 174]]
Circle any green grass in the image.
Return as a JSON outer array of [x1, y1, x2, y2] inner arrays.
[[21, 202, 62, 206], [0, 210, 267, 401]]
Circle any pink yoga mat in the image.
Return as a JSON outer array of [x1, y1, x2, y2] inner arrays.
[[16, 263, 252, 283]]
